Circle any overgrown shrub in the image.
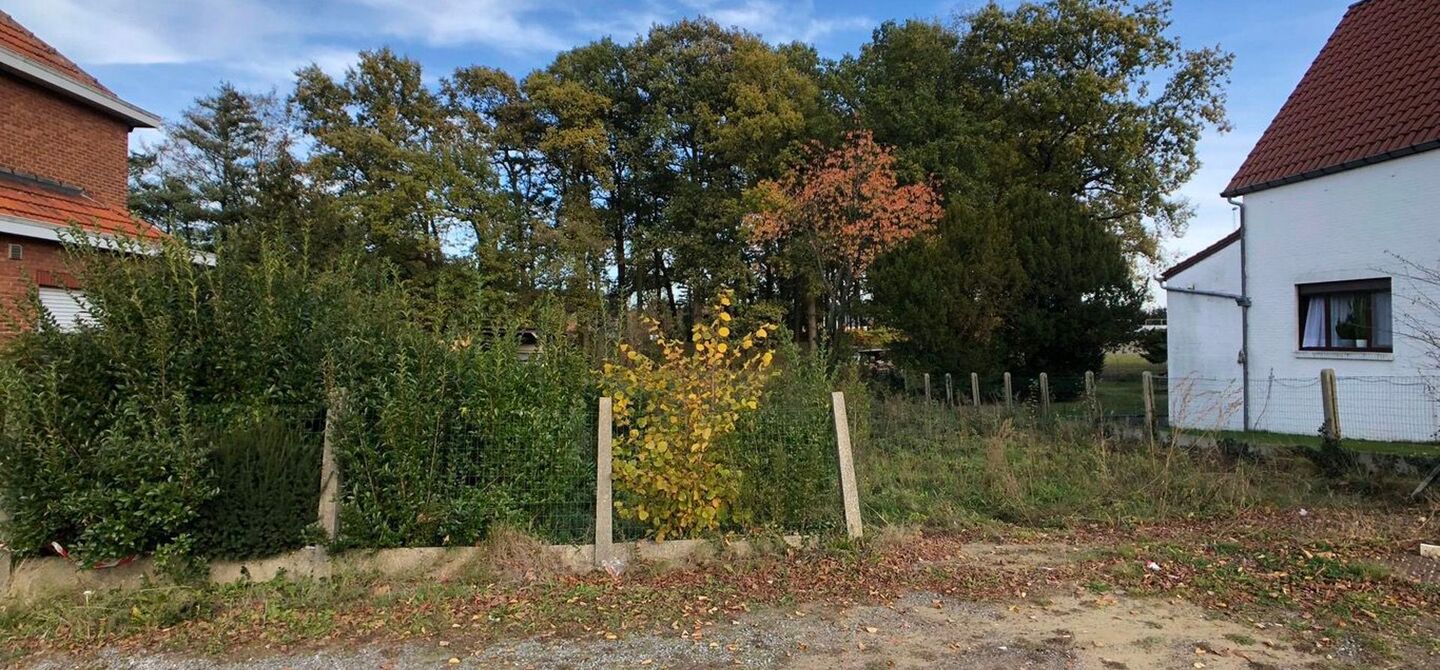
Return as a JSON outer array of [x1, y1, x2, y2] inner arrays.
[[599, 291, 776, 540], [0, 235, 331, 563], [329, 304, 597, 548], [0, 233, 599, 562], [192, 416, 323, 559]]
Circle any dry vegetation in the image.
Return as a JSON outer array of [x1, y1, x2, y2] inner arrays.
[[4, 408, 1439, 668]]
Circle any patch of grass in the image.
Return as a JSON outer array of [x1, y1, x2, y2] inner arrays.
[[1133, 635, 1165, 650], [1210, 430, 1440, 458], [1083, 580, 1111, 594], [1102, 352, 1164, 378], [854, 397, 1382, 530], [1223, 633, 1256, 646]]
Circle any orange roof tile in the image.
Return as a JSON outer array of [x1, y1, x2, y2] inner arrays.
[[1223, 0, 1440, 197], [0, 10, 113, 96], [0, 179, 165, 240]]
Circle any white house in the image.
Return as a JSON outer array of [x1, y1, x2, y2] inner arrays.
[[1162, 0, 1440, 442]]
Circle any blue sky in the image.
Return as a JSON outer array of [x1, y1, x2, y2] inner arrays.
[[8, 0, 1354, 268]]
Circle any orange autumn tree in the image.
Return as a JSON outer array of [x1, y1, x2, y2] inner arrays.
[[746, 129, 941, 347]]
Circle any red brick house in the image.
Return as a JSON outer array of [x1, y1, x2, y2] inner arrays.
[[0, 11, 165, 337]]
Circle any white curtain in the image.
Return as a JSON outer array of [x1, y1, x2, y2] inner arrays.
[[1374, 291, 1393, 347], [1302, 295, 1326, 347], [1329, 294, 1356, 346]]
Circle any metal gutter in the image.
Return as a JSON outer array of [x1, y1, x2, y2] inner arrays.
[[1221, 140, 1440, 198], [0, 215, 214, 266], [1156, 281, 1249, 306]]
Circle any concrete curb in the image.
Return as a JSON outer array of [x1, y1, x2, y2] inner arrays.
[[3, 534, 810, 602]]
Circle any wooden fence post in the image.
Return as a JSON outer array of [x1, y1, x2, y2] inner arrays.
[[0, 506, 11, 596], [1084, 370, 1097, 419], [944, 373, 953, 407], [595, 397, 615, 568], [318, 387, 346, 542], [1039, 373, 1051, 418], [1003, 372, 1013, 411], [1320, 368, 1341, 441], [923, 373, 931, 403], [1142, 372, 1156, 442], [971, 373, 981, 407], [831, 392, 863, 540]]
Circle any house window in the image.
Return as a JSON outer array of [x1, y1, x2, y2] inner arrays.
[[1297, 278, 1392, 351], [37, 286, 94, 332]]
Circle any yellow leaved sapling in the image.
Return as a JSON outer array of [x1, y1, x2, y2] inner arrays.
[[599, 290, 776, 539]]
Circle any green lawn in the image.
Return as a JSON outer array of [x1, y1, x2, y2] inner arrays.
[[1102, 351, 1165, 378], [1206, 429, 1440, 458]]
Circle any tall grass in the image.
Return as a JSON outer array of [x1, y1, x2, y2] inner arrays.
[[853, 396, 1380, 530]]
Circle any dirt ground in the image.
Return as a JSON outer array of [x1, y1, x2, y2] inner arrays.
[[19, 539, 1409, 670], [21, 591, 1326, 669]]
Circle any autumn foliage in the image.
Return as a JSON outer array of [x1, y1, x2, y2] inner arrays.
[[746, 129, 942, 343], [749, 130, 941, 276], [599, 290, 776, 539]]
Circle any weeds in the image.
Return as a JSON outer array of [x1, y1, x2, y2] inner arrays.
[[855, 396, 1403, 530]]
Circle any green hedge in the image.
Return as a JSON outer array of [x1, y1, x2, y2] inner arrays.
[[0, 235, 597, 563]]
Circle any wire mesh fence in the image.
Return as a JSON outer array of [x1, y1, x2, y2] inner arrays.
[[1168, 374, 1440, 444], [333, 402, 599, 548], [611, 399, 844, 541], [1332, 376, 1440, 443], [872, 365, 1440, 448], [180, 368, 1440, 556]]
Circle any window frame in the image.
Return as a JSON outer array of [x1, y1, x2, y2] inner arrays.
[[1295, 278, 1393, 353]]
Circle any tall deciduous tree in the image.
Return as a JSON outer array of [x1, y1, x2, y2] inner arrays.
[[747, 130, 941, 348], [293, 49, 466, 283], [847, 1, 1230, 378]]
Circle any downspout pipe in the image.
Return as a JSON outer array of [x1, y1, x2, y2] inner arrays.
[[1225, 196, 1251, 432]]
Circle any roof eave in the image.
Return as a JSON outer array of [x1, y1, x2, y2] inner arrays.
[[1221, 140, 1440, 198], [0, 214, 213, 265], [1159, 228, 1242, 282], [0, 49, 161, 128]]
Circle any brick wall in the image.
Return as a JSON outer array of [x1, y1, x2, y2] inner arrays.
[[0, 74, 130, 209], [0, 233, 71, 338]]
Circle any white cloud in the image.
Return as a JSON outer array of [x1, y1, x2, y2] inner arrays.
[[5, 0, 565, 73], [354, 0, 566, 52], [681, 0, 872, 44], [5, 0, 300, 65]]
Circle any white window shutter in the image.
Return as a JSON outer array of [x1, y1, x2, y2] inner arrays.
[[37, 287, 94, 332]]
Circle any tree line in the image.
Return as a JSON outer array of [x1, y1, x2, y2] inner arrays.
[[128, 0, 1231, 380]]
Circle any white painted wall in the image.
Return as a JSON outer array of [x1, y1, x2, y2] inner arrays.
[[1243, 150, 1440, 441], [1165, 240, 1244, 431], [1172, 149, 1440, 441]]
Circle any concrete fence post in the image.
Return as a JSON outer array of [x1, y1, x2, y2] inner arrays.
[[1039, 373, 1051, 418], [831, 392, 863, 540], [1142, 372, 1156, 442], [971, 373, 981, 407], [595, 397, 615, 568], [1003, 372, 1014, 412], [1320, 368, 1342, 441], [944, 373, 953, 407], [923, 373, 931, 403], [318, 387, 346, 542]]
